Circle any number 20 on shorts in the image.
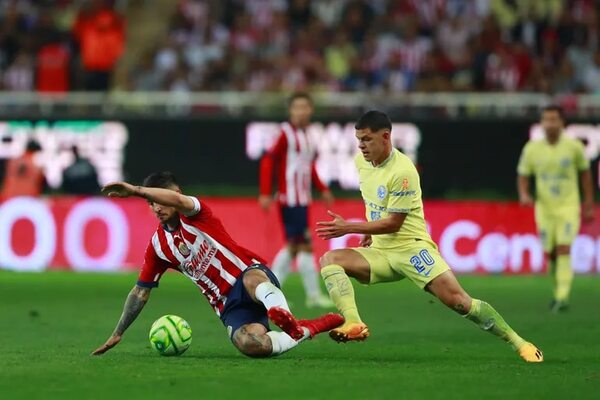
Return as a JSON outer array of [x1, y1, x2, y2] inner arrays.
[[410, 249, 435, 274]]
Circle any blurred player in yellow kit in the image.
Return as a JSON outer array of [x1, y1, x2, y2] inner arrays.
[[517, 105, 594, 313], [316, 110, 543, 362]]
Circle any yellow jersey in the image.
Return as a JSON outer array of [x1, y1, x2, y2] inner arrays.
[[517, 135, 589, 215], [355, 148, 433, 249]]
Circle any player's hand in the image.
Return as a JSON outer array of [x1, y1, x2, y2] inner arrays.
[[258, 195, 272, 211], [322, 189, 334, 207], [91, 335, 121, 355], [102, 182, 139, 198], [519, 193, 534, 206], [316, 210, 348, 239], [583, 201, 595, 222], [360, 234, 372, 247]]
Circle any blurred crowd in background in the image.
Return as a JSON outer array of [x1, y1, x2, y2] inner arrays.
[[0, 0, 124, 92], [3, 0, 600, 94]]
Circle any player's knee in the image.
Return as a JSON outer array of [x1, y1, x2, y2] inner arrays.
[[319, 250, 339, 268], [242, 269, 269, 293], [232, 330, 271, 358], [238, 339, 271, 358]]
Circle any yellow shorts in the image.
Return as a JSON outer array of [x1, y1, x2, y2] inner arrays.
[[353, 241, 450, 289], [534, 209, 580, 252]]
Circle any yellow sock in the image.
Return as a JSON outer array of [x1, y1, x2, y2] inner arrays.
[[555, 255, 573, 302], [465, 299, 526, 350], [320, 264, 362, 324]]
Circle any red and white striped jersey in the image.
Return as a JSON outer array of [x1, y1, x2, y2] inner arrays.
[[137, 197, 265, 316], [259, 122, 328, 207]]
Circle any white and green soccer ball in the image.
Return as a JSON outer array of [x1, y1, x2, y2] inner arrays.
[[149, 315, 192, 356]]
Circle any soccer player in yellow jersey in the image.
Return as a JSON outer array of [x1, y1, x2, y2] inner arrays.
[[517, 105, 594, 313], [316, 110, 543, 362]]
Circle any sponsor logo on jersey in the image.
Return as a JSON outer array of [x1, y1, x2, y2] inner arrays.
[[402, 179, 409, 190], [377, 185, 387, 200], [181, 240, 217, 280]]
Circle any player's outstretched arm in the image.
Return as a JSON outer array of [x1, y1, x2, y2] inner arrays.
[[91, 285, 151, 355], [316, 211, 406, 239], [102, 181, 196, 215]]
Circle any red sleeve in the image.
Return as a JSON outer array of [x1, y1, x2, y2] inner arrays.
[[137, 241, 171, 288], [311, 161, 328, 192], [259, 132, 287, 196]]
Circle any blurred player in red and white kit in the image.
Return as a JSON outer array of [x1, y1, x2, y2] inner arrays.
[[259, 92, 334, 308], [92, 172, 343, 358]]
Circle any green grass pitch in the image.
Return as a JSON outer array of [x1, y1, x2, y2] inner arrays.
[[2, 270, 599, 400]]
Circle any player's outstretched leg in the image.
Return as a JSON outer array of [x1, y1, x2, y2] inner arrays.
[[427, 271, 543, 363], [231, 323, 294, 358], [242, 266, 341, 357], [319, 250, 371, 342]]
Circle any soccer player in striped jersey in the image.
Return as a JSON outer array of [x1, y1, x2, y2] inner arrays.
[[259, 92, 334, 308], [92, 172, 343, 358], [316, 111, 543, 362]]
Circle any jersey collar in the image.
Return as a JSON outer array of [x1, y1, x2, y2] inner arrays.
[[372, 149, 395, 168]]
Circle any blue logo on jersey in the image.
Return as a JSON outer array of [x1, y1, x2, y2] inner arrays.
[[377, 185, 387, 200], [370, 211, 382, 220], [560, 158, 570, 168]]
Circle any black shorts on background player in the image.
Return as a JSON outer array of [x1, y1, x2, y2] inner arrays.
[[280, 205, 309, 244]]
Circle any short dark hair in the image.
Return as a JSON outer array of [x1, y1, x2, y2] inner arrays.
[[355, 110, 392, 132], [26, 139, 42, 153], [288, 92, 313, 107], [542, 105, 565, 120], [143, 171, 179, 189]]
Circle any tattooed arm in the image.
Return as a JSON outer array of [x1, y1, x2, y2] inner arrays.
[[91, 285, 151, 355]]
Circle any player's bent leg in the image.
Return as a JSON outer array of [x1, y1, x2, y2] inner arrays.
[[426, 271, 543, 363], [244, 266, 311, 340], [245, 267, 292, 313], [319, 249, 371, 342], [232, 323, 305, 358], [552, 244, 573, 312], [320, 249, 371, 283], [231, 323, 273, 358]]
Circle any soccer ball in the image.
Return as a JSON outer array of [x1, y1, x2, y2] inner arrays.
[[148, 315, 192, 356]]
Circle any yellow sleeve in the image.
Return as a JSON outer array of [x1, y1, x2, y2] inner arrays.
[[387, 167, 419, 214], [575, 141, 590, 171], [517, 143, 533, 176]]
